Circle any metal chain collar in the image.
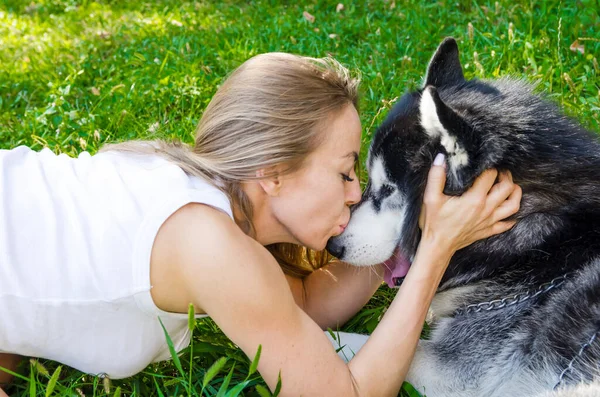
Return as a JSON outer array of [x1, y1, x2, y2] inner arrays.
[[449, 272, 600, 391], [554, 330, 600, 390], [454, 273, 570, 316]]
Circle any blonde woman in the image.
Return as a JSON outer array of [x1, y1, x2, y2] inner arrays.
[[0, 53, 520, 396]]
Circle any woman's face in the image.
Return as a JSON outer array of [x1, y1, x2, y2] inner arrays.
[[270, 104, 363, 251]]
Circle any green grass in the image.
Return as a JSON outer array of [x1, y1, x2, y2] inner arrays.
[[0, 0, 599, 395]]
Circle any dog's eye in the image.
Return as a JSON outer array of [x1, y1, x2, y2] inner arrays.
[[380, 184, 394, 197]]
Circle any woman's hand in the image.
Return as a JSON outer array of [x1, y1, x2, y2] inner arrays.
[[418, 153, 522, 254]]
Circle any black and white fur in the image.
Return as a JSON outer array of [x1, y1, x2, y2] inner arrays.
[[327, 38, 600, 396]]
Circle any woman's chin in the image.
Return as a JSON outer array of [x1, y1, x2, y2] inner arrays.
[[292, 232, 331, 252], [306, 238, 328, 252]]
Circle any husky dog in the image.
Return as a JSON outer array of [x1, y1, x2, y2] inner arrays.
[[327, 38, 600, 396]]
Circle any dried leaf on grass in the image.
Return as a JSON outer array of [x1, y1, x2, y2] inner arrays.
[[569, 39, 585, 54], [303, 11, 315, 23]]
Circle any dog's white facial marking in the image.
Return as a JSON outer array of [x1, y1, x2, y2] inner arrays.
[[335, 200, 405, 266], [449, 146, 469, 168], [369, 156, 388, 191], [420, 88, 469, 168], [333, 156, 406, 266]]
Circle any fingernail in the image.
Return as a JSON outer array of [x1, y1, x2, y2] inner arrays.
[[433, 153, 446, 167]]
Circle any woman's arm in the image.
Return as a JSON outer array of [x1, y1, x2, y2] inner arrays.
[[174, 209, 457, 397], [169, 206, 363, 395], [0, 353, 22, 397], [347, 238, 450, 394], [292, 261, 384, 330]]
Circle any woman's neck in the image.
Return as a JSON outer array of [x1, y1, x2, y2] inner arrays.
[[233, 182, 296, 246]]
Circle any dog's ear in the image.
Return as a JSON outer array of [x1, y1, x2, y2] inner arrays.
[[423, 37, 465, 88], [420, 86, 479, 193]]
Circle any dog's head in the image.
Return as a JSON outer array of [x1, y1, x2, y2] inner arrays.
[[327, 37, 597, 287]]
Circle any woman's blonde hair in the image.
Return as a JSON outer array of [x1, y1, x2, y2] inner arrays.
[[101, 52, 360, 278]]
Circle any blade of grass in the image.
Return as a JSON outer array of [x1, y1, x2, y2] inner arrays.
[[158, 317, 187, 380], [215, 364, 236, 397], [45, 365, 62, 397], [29, 365, 36, 397], [152, 376, 166, 397], [255, 384, 272, 397], [202, 357, 228, 392], [247, 345, 261, 377]]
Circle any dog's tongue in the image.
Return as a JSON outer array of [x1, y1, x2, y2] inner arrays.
[[383, 249, 411, 288]]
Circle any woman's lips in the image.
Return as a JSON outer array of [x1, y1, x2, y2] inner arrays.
[[332, 223, 348, 238]]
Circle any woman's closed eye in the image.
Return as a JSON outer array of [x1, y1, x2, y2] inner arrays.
[[341, 173, 355, 182]]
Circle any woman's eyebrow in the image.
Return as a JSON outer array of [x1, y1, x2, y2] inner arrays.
[[343, 151, 359, 163]]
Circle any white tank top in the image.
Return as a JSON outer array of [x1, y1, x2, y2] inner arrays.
[[0, 146, 233, 379]]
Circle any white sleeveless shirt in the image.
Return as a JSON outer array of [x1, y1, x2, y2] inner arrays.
[[0, 146, 233, 379]]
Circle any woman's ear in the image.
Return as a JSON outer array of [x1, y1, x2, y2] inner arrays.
[[256, 167, 284, 197]]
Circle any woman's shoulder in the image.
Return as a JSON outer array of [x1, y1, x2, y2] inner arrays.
[[150, 202, 281, 314], [159, 202, 242, 252], [168, 203, 277, 275], [151, 202, 242, 266]]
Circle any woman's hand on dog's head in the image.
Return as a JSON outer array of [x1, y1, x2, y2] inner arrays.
[[419, 154, 522, 253]]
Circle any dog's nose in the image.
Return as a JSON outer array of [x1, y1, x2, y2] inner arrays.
[[326, 239, 345, 259]]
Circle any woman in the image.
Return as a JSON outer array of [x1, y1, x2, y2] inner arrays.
[[0, 53, 520, 396]]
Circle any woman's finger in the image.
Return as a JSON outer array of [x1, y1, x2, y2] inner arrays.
[[487, 219, 517, 237], [464, 168, 499, 199], [491, 184, 522, 223], [470, 220, 517, 245], [484, 172, 516, 213], [423, 153, 447, 203], [506, 170, 514, 183]]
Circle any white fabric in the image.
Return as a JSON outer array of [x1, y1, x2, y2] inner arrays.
[[0, 146, 233, 379]]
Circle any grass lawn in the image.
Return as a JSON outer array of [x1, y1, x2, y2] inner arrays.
[[0, 0, 599, 395]]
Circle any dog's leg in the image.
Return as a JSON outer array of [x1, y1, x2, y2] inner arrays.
[[324, 331, 468, 396], [406, 339, 487, 397]]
